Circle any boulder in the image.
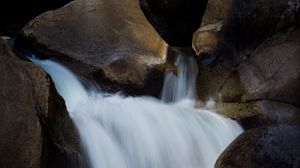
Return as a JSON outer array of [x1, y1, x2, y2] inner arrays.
[[40, 85, 83, 168], [193, 0, 300, 63], [194, 0, 300, 131], [216, 125, 300, 168], [140, 0, 208, 46], [239, 28, 300, 107], [197, 27, 300, 130], [197, 59, 244, 102], [0, 38, 44, 168], [192, 0, 232, 56], [217, 101, 300, 129], [200, 0, 233, 27], [20, 0, 168, 96], [0, 0, 71, 36], [197, 28, 300, 107], [222, 0, 300, 64], [0, 38, 82, 168]]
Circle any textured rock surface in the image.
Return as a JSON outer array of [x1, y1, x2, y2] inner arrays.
[[21, 0, 168, 96], [239, 28, 300, 107], [222, 0, 300, 63], [192, 0, 232, 56], [200, 0, 232, 26], [193, 0, 300, 61], [140, 0, 208, 46], [197, 59, 244, 102], [0, 38, 82, 168], [218, 101, 300, 129], [196, 2, 300, 128], [216, 125, 300, 168], [192, 22, 222, 56], [0, 38, 44, 168], [40, 85, 83, 168]]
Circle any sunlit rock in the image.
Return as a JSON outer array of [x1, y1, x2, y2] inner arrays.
[[192, 0, 232, 57], [20, 0, 168, 96]]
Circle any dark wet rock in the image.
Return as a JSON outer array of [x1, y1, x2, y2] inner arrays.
[[0, 38, 82, 168], [197, 59, 244, 102], [0, 38, 43, 168], [20, 0, 168, 97], [216, 125, 300, 168], [193, 0, 300, 63], [0, 0, 72, 36], [239, 28, 300, 107], [222, 0, 300, 64], [40, 85, 83, 168], [217, 101, 300, 129], [197, 27, 300, 129], [140, 0, 208, 46]]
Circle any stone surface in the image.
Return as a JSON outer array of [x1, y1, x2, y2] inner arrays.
[[193, 0, 300, 63], [197, 25, 300, 130], [40, 85, 83, 168], [0, 38, 44, 168], [140, 0, 208, 46], [0, 38, 82, 168], [192, 22, 222, 56], [200, 0, 232, 26], [20, 0, 168, 96], [197, 59, 244, 102], [216, 125, 300, 168], [0, 0, 71, 36], [222, 0, 300, 63], [194, 0, 300, 130], [218, 101, 300, 129], [192, 0, 232, 57], [239, 28, 300, 107]]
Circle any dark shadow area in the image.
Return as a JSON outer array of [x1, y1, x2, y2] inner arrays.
[[0, 0, 73, 36], [139, 0, 208, 46]]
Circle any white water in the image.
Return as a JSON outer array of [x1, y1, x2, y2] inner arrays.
[[31, 55, 243, 168], [161, 55, 198, 102]]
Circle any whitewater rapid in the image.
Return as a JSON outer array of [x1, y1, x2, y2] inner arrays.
[[31, 55, 243, 168]]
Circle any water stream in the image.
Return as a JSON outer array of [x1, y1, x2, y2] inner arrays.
[[30, 54, 242, 168]]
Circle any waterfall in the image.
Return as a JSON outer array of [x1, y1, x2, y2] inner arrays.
[[161, 55, 198, 102], [31, 55, 243, 168]]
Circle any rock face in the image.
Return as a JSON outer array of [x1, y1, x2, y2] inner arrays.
[[222, 0, 300, 64], [40, 85, 83, 168], [195, 0, 300, 128], [216, 125, 300, 168], [192, 0, 232, 56], [239, 28, 300, 107], [197, 59, 244, 102], [218, 101, 300, 129], [0, 38, 44, 168], [0, 38, 82, 168], [193, 0, 300, 61], [0, 0, 71, 36], [140, 0, 208, 46], [20, 0, 168, 96]]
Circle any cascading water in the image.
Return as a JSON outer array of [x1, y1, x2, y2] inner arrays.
[[161, 55, 198, 102], [30, 54, 243, 168]]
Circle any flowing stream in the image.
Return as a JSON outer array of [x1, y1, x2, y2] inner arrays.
[[30, 54, 242, 168]]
